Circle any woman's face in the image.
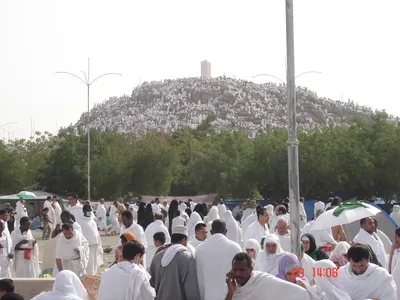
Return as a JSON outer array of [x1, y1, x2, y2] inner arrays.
[[266, 242, 277, 254], [285, 268, 299, 283], [302, 239, 310, 252], [246, 248, 256, 259]]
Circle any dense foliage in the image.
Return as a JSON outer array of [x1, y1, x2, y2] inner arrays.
[[0, 112, 399, 201]]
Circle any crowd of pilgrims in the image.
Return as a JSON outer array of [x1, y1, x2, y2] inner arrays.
[[2, 195, 400, 299], [74, 77, 393, 137]]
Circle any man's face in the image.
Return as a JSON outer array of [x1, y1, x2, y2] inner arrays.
[[266, 242, 277, 254], [196, 227, 208, 241], [121, 215, 133, 228], [276, 220, 288, 235], [100, 199, 105, 204], [362, 217, 376, 234], [68, 196, 76, 206], [63, 229, 74, 239], [21, 221, 31, 232], [155, 199, 160, 204], [0, 213, 8, 222], [232, 260, 252, 286], [259, 210, 269, 223], [350, 258, 369, 275]]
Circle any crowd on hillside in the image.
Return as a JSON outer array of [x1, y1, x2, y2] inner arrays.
[[74, 77, 396, 137], [1, 196, 400, 299]]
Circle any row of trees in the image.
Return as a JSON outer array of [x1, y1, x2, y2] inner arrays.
[[0, 112, 399, 201]]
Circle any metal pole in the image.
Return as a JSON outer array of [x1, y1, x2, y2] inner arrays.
[[285, 0, 301, 260], [87, 58, 91, 200]]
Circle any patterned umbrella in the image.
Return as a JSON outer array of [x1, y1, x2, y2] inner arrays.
[[16, 191, 36, 200]]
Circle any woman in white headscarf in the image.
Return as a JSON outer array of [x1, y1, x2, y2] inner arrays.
[[32, 270, 90, 300], [187, 212, 202, 240], [245, 238, 261, 267], [224, 210, 241, 244], [255, 234, 287, 275], [203, 206, 220, 225], [313, 260, 351, 300], [330, 241, 350, 258], [179, 203, 189, 223]]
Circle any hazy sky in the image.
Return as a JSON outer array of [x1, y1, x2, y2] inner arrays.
[[1, 0, 399, 140]]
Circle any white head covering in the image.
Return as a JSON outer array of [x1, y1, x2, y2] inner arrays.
[[244, 238, 261, 258], [314, 201, 325, 216], [314, 260, 351, 300], [330, 241, 351, 257], [255, 234, 287, 274], [187, 212, 202, 239], [265, 205, 274, 216], [172, 225, 188, 237], [223, 210, 240, 243], [32, 270, 89, 300], [179, 203, 188, 213], [206, 206, 220, 223]]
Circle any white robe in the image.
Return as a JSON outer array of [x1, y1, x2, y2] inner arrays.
[[79, 216, 101, 275], [243, 220, 269, 246], [11, 227, 41, 277], [56, 230, 89, 277], [338, 262, 396, 300], [54, 201, 62, 225], [109, 205, 119, 232], [96, 204, 107, 230], [120, 221, 148, 267], [391, 248, 400, 300], [189, 237, 204, 248], [232, 271, 309, 300], [353, 228, 388, 269], [203, 206, 220, 224], [255, 234, 286, 275], [330, 241, 350, 257], [378, 229, 392, 255], [43, 200, 56, 230], [241, 213, 257, 236], [299, 202, 307, 229], [32, 270, 89, 300], [301, 253, 315, 283], [186, 212, 202, 240], [144, 220, 171, 269], [196, 233, 241, 300], [224, 210, 241, 244], [217, 204, 227, 217], [303, 220, 335, 247], [98, 261, 155, 300], [241, 208, 256, 223], [68, 203, 84, 223], [274, 231, 291, 252], [15, 201, 28, 227], [0, 232, 12, 277], [391, 205, 400, 226]]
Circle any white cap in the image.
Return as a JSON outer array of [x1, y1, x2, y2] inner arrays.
[[172, 225, 188, 236]]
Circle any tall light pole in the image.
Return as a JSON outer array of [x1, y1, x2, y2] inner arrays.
[[0, 122, 17, 142], [285, 0, 301, 260], [56, 58, 121, 200]]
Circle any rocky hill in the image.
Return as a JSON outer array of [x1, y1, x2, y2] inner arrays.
[[74, 77, 379, 135]]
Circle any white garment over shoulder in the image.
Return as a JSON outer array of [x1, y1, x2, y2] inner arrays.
[[243, 220, 269, 246], [338, 262, 397, 300], [391, 248, 400, 300], [301, 253, 315, 283], [232, 271, 309, 300], [353, 228, 388, 269], [120, 221, 148, 267], [274, 231, 291, 252], [196, 233, 242, 300], [0, 232, 12, 277], [98, 261, 155, 300], [203, 206, 220, 224], [144, 220, 171, 269], [377, 229, 392, 255], [68, 203, 84, 224], [241, 214, 257, 237], [32, 270, 89, 300], [217, 204, 227, 217], [391, 205, 400, 226], [224, 210, 241, 244], [241, 208, 256, 223], [187, 212, 202, 240]]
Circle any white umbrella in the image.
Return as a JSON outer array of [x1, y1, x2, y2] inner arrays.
[[16, 191, 36, 200], [311, 201, 381, 230]]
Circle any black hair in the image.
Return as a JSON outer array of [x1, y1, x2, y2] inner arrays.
[[211, 219, 226, 234], [122, 240, 145, 261], [120, 234, 129, 243], [61, 223, 74, 231], [331, 197, 341, 207], [299, 197, 304, 203], [82, 204, 92, 211], [315, 196, 321, 201], [153, 232, 166, 244], [46, 196, 51, 200], [171, 233, 187, 243], [142, 204, 154, 229], [396, 227, 400, 238], [174, 210, 181, 218], [0, 209, 6, 215], [61, 210, 75, 222], [121, 210, 133, 219], [281, 202, 289, 211], [347, 244, 370, 262], [1, 293, 24, 300], [20, 216, 29, 226], [256, 205, 266, 218], [232, 252, 252, 268], [195, 223, 207, 232], [168, 200, 179, 233], [154, 213, 163, 220], [276, 205, 287, 215], [0, 279, 14, 293], [42, 207, 49, 212], [185, 208, 192, 218], [360, 217, 368, 226], [69, 194, 78, 200]]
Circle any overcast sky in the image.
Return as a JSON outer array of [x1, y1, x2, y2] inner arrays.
[[1, 0, 399, 140]]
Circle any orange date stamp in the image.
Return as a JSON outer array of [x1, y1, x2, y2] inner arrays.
[[290, 267, 338, 278]]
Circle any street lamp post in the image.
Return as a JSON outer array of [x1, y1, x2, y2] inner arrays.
[[285, 0, 301, 260], [56, 58, 121, 200]]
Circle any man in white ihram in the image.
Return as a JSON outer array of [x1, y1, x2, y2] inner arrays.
[[98, 240, 155, 300], [274, 218, 291, 252], [96, 198, 107, 231], [0, 220, 13, 277], [43, 196, 56, 231], [196, 219, 241, 300], [225, 253, 309, 300], [353, 216, 388, 269], [144, 213, 171, 270], [67, 194, 84, 223], [15, 198, 28, 228], [243, 206, 269, 246], [338, 244, 396, 300]]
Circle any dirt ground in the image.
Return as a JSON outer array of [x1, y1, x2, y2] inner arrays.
[[30, 229, 120, 276]]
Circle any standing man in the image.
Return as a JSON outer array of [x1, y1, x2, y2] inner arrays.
[[4, 204, 15, 234], [52, 195, 62, 225], [0, 210, 10, 236], [96, 198, 107, 231], [196, 220, 241, 300], [67, 194, 84, 223], [0, 220, 13, 277], [43, 196, 56, 232], [11, 217, 41, 277], [243, 206, 269, 246], [14, 199, 27, 229], [150, 225, 200, 300], [189, 223, 208, 248]]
